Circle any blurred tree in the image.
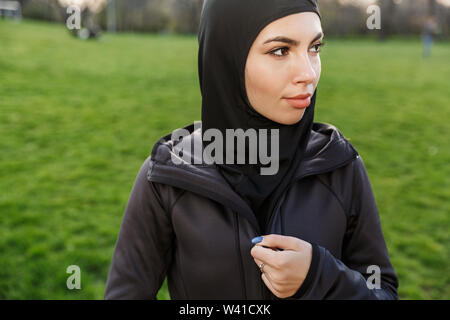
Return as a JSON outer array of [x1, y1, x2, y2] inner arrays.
[[319, 0, 368, 37], [106, 0, 115, 32], [169, 0, 203, 34], [428, 0, 437, 15], [112, 0, 169, 33], [21, 0, 64, 22], [16, 0, 450, 38], [378, 0, 397, 40]]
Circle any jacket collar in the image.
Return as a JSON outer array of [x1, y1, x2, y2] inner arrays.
[[147, 122, 358, 232]]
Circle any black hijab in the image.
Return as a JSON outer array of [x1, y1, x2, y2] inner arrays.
[[198, 0, 322, 232]]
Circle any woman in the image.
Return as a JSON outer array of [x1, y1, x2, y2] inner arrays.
[[104, 0, 399, 300]]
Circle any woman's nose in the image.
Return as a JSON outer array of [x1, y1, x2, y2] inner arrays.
[[291, 54, 316, 85]]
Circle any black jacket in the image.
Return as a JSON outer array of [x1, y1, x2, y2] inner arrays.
[[104, 122, 399, 300]]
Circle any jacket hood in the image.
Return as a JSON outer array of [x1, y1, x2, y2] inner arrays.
[[198, 0, 322, 220], [147, 122, 358, 231]]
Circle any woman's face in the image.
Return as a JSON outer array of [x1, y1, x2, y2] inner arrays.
[[245, 12, 323, 125]]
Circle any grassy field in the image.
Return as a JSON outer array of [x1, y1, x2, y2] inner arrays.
[[0, 19, 448, 300]]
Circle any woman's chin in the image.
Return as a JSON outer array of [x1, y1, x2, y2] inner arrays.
[[255, 105, 306, 125], [275, 109, 306, 125]]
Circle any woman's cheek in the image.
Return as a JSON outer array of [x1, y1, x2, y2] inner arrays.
[[312, 57, 321, 86], [255, 67, 279, 99]]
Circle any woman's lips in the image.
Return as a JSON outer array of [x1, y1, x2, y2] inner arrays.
[[284, 95, 311, 109]]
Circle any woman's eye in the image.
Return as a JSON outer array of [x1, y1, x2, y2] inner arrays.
[[310, 42, 325, 54], [270, 47, 289, 57]]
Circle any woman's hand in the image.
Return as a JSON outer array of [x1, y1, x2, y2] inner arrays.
[[250, 234, 312, 299]]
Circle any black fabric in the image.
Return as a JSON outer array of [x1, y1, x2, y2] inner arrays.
[[198, 0, 322, 231], [288, 242, 320, 299], [104, 126, 400, 299]]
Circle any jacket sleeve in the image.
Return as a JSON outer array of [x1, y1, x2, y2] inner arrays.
[[289, 156, 399, 300], [104, 156, 174, 299]]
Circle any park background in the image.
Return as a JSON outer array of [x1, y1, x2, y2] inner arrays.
[[0, 0, 449, 299]]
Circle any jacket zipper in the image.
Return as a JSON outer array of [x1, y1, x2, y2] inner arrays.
[[229, 155, 359, 300], [259, 155, 359, 300], [264, 155, 359, 235]]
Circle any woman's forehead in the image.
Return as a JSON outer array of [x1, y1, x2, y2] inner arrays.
[[255, 12, 322, 44]]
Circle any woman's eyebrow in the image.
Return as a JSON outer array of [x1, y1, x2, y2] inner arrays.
[[263, 32, 324, 46]]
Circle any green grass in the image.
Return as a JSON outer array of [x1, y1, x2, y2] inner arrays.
[[0, 19, 449, 300]]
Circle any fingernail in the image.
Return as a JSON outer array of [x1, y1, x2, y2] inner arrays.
[[251, 236, 263, 244]]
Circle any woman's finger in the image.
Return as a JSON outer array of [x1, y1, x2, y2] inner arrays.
[[258, 234, 302, 251], [253, 257, 263, 271], [261, 272, 282, 297], [251, 245, 278, 267], [253, 258, 274, 275]]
